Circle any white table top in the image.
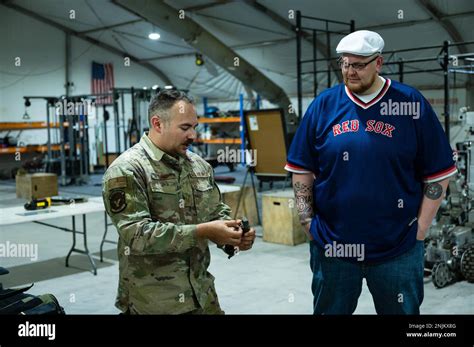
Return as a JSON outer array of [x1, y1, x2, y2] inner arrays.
[[0, 185, 240, 226], [0, 197, 105, 226], [218, 184, 240, 194]]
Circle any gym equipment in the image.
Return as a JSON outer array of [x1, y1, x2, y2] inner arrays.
[[424, 140, 474, 288], [0, 267, 65, 315], [22, 95, 92, 186]]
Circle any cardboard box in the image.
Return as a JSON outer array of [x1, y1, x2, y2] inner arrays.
[[16, 173, 58, 200], [262, 189, 308, 245]]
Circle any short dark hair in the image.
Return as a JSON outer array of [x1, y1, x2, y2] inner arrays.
[[148, 89, 194, 125]]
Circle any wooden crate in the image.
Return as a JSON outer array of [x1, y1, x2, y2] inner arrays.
[[98, 152, 119, 166], [221, 186, 259, 226], [16, 173, 58, 200], [262, 189, 307, 245]]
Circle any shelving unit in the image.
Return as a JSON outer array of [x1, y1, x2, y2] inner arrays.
[[0, 144, 60, 154], [195, 95, 249, 169], [0, 122, 72, 156], [0, 121, 79, 157], [0, 122, 69, 130], [198, 117, 240, 124], [0, 144, 76, 154], [197, 117, 241, 144]]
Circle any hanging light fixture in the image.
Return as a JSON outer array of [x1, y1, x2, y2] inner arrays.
[[148, 23, 160, 40], [195, 53, 204, 66]]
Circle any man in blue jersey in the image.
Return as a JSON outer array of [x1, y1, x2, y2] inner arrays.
[[286, 30, 457, 314]]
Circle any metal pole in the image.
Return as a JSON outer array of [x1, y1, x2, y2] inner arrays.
[[73, 100, 82, 182], [350, 20, 355, 33], [443, 40, 450, 142], [67, 109, 75, 183], [239, 93, 245, 167], [121, 91, 126, 150], [398, 60, 404, 83], [79, 111, 85, 182], [84, 110, 90, 175], [296, 10, 303, 120], [202, 96, 208, 157], [326, 21, 331, 88], [130, 87, 137, 147], [313, 29, 317, 96], [59, 112, 66, 186], [113, 95, 120, 153], [103, 105, 109, 168], [65, 34, 71, 97], [137, 92, 142, 137], [46, 100, 52, 172]]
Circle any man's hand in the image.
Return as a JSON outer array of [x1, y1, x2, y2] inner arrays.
[[196, 220, 242, 246], [416, 222, 429, 241], [236, 228, 256, 251], [303, 222, 314, 241]]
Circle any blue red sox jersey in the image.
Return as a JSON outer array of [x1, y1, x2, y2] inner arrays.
[[286, 78, 457, 262]]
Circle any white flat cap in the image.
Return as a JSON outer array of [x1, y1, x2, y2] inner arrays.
[[336, 30, 384, 56]]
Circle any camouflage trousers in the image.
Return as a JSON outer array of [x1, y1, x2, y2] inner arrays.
[[120, 287, 224, 315], [185, 286, 224, 315]]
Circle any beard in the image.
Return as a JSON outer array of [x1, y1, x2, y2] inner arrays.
[[177, 141, 193, 156], [344, 73, 377, 94]]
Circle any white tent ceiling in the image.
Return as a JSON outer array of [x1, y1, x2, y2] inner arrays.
[[6, 0, 474, 102]]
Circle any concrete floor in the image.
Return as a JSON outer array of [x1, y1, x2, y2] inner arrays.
[[0, 170, 473, 314]]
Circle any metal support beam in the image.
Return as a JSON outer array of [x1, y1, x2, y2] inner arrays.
[[182, 0, 232, 12], [361, 11, 474, 32], [140, 37, 294, 62], [416, 0, 467, 54], [79, 19, 142, 34], [0, 0, 172, 85], [113, 0, 296, 127], [242, 0, 342, 83], [243, 0, 342, 82]]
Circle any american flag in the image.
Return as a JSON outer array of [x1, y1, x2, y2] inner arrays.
[[91, 62, 114, 105]]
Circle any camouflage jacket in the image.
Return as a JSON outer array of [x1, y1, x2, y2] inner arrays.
[[102, 133, 231, 314]]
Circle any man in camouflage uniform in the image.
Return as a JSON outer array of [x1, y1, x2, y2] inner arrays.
[[102, 90, 256, 314]]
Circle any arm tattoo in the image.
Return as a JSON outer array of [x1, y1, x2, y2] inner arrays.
[[424, 182, 443, 200], [294, 181, 312, 194], [294, 182, 313, 223]]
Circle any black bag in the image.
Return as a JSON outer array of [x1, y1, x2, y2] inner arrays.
[[0, 267, 65, 315]]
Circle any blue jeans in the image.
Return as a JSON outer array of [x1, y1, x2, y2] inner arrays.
[[309, 240, 424, 314]]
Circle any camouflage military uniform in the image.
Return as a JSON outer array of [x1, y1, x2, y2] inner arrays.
[[102, 133, 232, 314]]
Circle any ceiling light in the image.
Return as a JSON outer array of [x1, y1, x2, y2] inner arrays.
[[152, 85, 159, 90], [148, 32, 160, 40]]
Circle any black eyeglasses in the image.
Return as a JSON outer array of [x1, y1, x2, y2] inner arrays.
[[338, 55, 379, 71]]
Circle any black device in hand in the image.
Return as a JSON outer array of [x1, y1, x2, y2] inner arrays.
[[224, 217, 250, 259]]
